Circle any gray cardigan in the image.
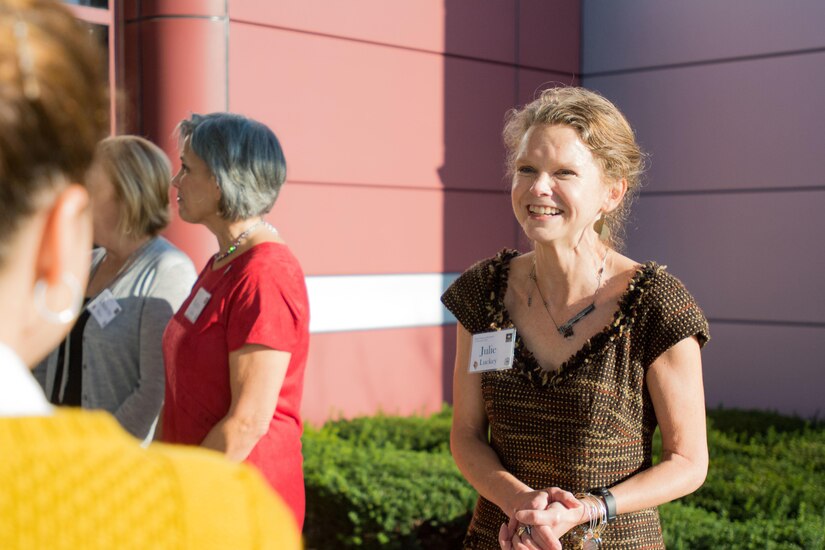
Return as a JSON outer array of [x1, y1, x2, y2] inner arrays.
[[34, 237, 196, 443]]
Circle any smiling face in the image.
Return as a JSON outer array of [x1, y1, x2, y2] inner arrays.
[[171, 139, 221, 225], [511, 124, 623, 247]]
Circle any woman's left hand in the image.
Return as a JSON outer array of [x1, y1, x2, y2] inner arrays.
[[500, 515, 556, 550], [499, 488, 584, 550]]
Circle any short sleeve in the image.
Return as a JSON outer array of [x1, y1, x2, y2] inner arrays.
[[636, 269, 710, 369], [441, 254, 505, 334], [225, 268, 302, 354]]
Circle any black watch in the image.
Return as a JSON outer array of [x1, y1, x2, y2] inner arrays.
[[590, 487, 617, 523]]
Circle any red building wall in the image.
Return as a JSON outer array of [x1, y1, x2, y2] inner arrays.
[[124, 0, 581, 425]]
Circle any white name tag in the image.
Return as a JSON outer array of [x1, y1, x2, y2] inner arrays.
[[469, 328, 516, 373], [184, 287, 211, 323], [87, 288, 122, 329]]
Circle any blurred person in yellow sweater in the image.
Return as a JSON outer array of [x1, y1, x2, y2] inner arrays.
[[0, 1, 301, 548]]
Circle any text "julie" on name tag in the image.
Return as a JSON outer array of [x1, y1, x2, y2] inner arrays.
[[468, 328, 516, 373]]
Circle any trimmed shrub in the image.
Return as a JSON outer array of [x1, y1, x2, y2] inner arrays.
[[320, 406, 452, 454], [303, 407, 825, 549], [674, 409, 825, 524], [302, 412, 474, 549], [660, 502, 825, 549]]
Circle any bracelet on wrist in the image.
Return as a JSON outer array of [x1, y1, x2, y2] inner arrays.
[[589, 487, 617, 524], [574, 492, 607, 548]]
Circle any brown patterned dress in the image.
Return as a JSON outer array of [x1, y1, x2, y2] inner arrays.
[[441, 249, 710, 549]]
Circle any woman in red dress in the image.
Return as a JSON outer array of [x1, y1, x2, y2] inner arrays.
[[162, 113, 310, 529]]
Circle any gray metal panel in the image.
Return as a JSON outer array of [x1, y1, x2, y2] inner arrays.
[[703, 323, 824, 419], [583, 0, 825, 73], [626, 192, 825, 324], [584, 52, 825, 193]]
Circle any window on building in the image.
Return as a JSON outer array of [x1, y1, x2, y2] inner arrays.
[[63, 0, 122, 133]]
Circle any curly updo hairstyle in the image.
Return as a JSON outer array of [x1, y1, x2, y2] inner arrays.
[[503, 87, 647, 250]]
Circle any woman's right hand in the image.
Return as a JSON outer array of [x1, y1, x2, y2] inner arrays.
[[513, 487, 586, 549], [500, 487, 584, 550], [507, 488, 553, 517], [500, 512, 563, 550]]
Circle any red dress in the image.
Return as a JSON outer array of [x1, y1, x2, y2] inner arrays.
[[162, 242, 309, 528]]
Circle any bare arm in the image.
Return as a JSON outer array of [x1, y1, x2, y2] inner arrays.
[[201, 344, 290, 462], [608, 334, 708, 512], [515, 335, 708, 542], [451, 323, 552, 518]]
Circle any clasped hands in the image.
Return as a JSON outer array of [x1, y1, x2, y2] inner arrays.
[[498, 487, 584, 550]]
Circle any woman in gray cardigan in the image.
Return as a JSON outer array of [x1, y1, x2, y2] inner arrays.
[[35, 136, 196, 443]]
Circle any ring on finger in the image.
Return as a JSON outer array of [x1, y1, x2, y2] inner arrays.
[[516, 524, 532, 537]]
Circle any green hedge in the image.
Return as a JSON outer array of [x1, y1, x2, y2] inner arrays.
[[660, 409, 825, 548], [302, 407, 473, 549], [303, 407, 825, 549]]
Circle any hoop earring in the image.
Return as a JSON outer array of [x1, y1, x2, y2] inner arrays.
[[34, 273, 82, 325], [593, 214, 611, 242]]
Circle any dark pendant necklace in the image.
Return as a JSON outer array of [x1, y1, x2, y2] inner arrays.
[[528, 250, 609, 340]]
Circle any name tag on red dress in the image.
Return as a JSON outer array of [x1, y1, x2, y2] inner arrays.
[[184, 287, 211, 323]]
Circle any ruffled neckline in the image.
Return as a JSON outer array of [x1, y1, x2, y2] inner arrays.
[[487, 249, 662, 388]]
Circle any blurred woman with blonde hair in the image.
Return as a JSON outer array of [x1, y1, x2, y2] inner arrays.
[[36, 135, 196, 443]]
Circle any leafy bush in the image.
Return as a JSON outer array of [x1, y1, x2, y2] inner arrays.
[[666, 409, 825, 523], [660, 502, 825, 549], [302, 409, 473, 549], [320, 405, 452, 454], [656, 408, 825, 548], [303, 407, 825, 549]]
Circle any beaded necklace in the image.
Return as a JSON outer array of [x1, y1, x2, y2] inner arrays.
[[213, 220, 278, 262]]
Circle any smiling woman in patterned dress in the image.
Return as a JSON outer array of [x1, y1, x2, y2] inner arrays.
[[442, 87, 710, 550]]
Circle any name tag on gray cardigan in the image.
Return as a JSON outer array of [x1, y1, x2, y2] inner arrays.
[[87, 289, 122, 329]]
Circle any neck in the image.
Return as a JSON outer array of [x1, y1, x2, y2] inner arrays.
[[532, 237, 609, 307], [102, 233, 152, 265], [211, 218, 263, 253]]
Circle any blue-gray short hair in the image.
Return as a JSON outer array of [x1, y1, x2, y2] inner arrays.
[[176, 113, 286, 221]]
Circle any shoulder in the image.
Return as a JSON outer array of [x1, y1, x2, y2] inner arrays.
[[442, 248, 519, 332], [632, 263, 710, 357], [223, 244, 309, 316], [637, 263, 699, 311], [131, 239, 197, 301], [144, 237, 196, 273], [239, 242, 301, 270], [447, 249, 519, 295], [235, 243, 305, 286]]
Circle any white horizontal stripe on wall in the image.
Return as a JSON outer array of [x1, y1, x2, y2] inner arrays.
[[306, 273, 459, 333]]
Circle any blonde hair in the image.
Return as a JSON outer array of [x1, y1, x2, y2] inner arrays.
[[0, 0, 108, 266], [503, 87, 647, 250], [95, 136, 172, 236]]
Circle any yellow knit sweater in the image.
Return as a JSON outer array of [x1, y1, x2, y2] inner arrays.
[[0, 409, 301, 549]]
